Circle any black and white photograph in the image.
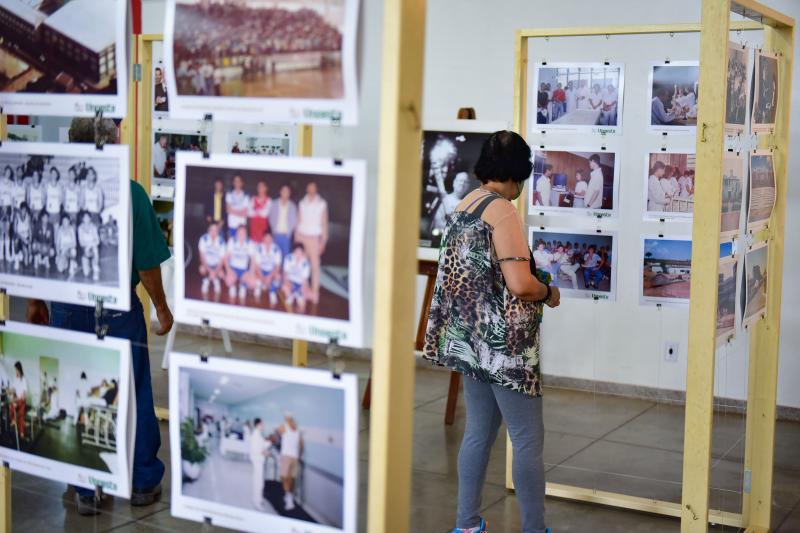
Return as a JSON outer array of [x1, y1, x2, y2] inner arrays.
[[230, 133, 291, 157], [0, 0, 128, 118], [726, 42, 750, 133], [747, 150, 776, 232], [752, 50, 779, 133], [0, 321, 133, 497], [173, 152, 366, 347], [649, 62, 700, 132], [529, 148, 618, 216], [640, 236, 692, 306], [532, 63, 624, 134], [721, 151, 745, 239], [529, 227, 617, 301], [164, 0, 360, 125], [6, 125, 41, 143], [717, 254, 737, 346], [743, 241, 768, 327], [644, 152, 697, 219], [169, 352, 358, 533], [0, 142, 131, 311]]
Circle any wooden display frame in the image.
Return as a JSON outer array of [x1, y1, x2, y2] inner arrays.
[[509, 2, 793, 532]]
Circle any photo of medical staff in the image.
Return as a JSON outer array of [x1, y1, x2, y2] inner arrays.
[[419, 130, 489, 249], [721, 152, 744, 238], [752, 51, 779, 131], [645, 152, 697, 217], [726, 43, 750, 131], [176, 364, 347, 529], [182, 163, 353, 320], [717, 256, 737, 344], [534, 64, 623, 128], [230, 133, 291, 157], [530, 149, 616, 213], [747, 152, 776, 231], [642, 237, 692, 304], [152, 132, 209, 181], [649, 63, 700, 128], [529, 229, 615, 300]]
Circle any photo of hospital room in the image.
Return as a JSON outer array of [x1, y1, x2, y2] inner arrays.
[[0, 330, 122, 473], [535, 65, 622, 126], [177, 366, 346, 529], [531, 149, 615, 211]]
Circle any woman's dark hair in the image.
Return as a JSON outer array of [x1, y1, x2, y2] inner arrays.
[[473, 131, 532, 184], [14, 362, 23, 376]]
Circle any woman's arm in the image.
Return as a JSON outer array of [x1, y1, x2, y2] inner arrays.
[[491, 205, 550, 302]]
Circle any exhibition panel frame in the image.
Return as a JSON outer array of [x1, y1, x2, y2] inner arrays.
[[510, 2, 794, 532]]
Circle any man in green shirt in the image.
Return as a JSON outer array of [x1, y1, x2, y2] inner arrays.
[[27, 118, 173, 514]]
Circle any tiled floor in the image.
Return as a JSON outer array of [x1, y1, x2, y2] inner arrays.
[[8, 331, 800, 532]]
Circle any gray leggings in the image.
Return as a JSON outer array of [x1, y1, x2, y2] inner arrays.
[[457, 376, 546, 533]]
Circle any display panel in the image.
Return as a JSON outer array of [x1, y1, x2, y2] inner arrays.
[[0, 142, 131, 311], [743, 241, 768, 328], [643, 151, 696, 220], [173, 153, 366, 347], [725, 42, 750, 133], [721, 151, 745, 239], [647, 61, 700, 133], [169, 352, 358, 533], [752, 50, 779, 133], [747, 150, 776, 232], [640, 235, 692, 306], [0, 0, 128, 118]]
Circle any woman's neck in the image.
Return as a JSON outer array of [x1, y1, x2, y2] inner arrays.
[[479, 181, 517, 201]]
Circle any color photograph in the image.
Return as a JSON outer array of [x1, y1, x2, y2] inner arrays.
[[0, 321, 132, 497], [747, 151, 776, 231], [0, 0, 128, 117], [644, 152, 696, 219], [752, 51, 779, 133], [6, 125, 41, 143], [641, 236, 692, 305], [529, 227, 617, 301], [165, 0, 359, 125], [169, 353, 358, 533], [529, 148, 617, 216], [173, 152, 366, 347], [717, 255, 737, 345], [0, 142, 131, 311], [743, 242, 768, 327], [649, 62, 700, 131], [721, 151, 745, 239], [152, 131, 209, 181], [725, 42, 750, 132], [532, 63, 624, 133], [230, 133, 291, 157]]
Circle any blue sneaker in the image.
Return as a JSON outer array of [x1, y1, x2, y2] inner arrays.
[[452, 518, 488, 533]]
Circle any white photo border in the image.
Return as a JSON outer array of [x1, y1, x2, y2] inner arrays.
[[646, 60, 700, 135], [642, 149, 696, 221], [746, 149, 775, 233], [639, 233, 693, 307], [742, 240, 769, 328]]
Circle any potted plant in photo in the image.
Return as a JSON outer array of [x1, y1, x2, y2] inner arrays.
[[180, 417, 209, 481]]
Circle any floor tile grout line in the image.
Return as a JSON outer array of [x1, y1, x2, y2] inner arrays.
[[100, 518, 139, 533], [774, 496, 800, 532]]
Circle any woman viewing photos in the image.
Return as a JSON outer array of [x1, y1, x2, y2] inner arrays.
[[424, 131, 558, 533]]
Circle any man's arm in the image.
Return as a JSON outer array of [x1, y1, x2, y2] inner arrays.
[[139, 265, 173, 336]]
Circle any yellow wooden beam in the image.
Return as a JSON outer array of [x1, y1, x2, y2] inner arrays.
[[732, 0, 795, 29], [680, 1, 731, 532], [292, 124, 313, 367], [367, 0, 425, 531], [0, 113, 10, 533], [517, 20, 760, 39]]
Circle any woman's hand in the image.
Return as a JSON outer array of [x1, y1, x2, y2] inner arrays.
[[545, 286, 561, 308]]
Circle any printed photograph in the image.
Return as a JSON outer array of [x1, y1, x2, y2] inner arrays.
[[230, 133, 291, 157], [645, 152, 696, 218], [0, 142, 130, 310], [649, 62, 700, 129], [717, 256, 737, 345], [752, 51, 778, 132], [726, 43, 750, 132], [0, 0, 127, 117], [174, 153, 366, 347], [154, 65, 169, 114], [0, 322, 131, 496], [419, 129, 490, 249], [152, 131, 209, 180], [743, 243, 768, 326], [529, 228, 616, 301], [641, 237, 692, 304], [533, 63, 624, 130], [721, 151, 744, 238], [530, 149, 616, 214], [747, 151, 776, 231], [6, 125, 41, 143]]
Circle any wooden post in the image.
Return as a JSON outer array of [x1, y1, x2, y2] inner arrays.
[[367, 0, 426, 530], [0, 111, 10, 533], [292, 124, 313, 367]]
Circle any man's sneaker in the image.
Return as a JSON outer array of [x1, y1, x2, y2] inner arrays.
[[131, 484, 162, 507], [74, 492, 100, 516], [452, 518, 487, 533]]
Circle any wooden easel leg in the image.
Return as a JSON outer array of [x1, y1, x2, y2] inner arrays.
[[0, 464, 9, 533], [444, 372, 461, 425], [362, 375, 372, 410]]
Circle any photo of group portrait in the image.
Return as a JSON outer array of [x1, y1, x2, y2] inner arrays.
[[649, 62, 700, 130], [641, 236, 692, 305], [0, 321, 132, 497], [152, 131, 209, 181], [725, 42, 750, 132], [743, 242, 768, 327], [533, 63, 624, 132], [230, 133, 291, 157], [529, 228, 617, 301], [644, 152, 697, 218], [752, 51, 779, 132], [169, 353, 358, 533], [747, 151, 776, 232], [0, 142, 131, 310], [717, 255, 737, 345], [529, 148, 617, 215], [0, 0, 128, 117], [174, 153, 366, 346], [165, 0, 359, 124], [720, 152, 745, 239]]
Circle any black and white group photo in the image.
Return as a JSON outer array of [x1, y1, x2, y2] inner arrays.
[[752, 51, 779, 130], [726, 42, 750, 130]]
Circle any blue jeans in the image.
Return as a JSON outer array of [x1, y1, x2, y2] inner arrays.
[[583, 267, 603, 287], [50, 292, 165, 496], [274, 233, 292, 260]]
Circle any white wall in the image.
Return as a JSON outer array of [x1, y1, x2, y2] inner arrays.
[[142, 0, 800, 408]]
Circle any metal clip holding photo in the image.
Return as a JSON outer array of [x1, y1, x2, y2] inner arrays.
[[94, 300, 108, 340]]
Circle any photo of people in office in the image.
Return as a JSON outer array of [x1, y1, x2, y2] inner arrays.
[[645, 152, 697, 217], [529, 229, 616, 300], [721, 152, 744, 238], [747, 152, 776, 231], [230, 134, 291, 157], [743, 243, 768, 326], [649, 63, 700, 128], [530, 149, 616, 213], [752, 51, 779, 131], [419, 130, 490, 248], [152, 132, 209, 181], [534, 64, 623, 128], [726, 42, 750, 131], [716, 256, 737, 344], [176, 364, 347, 529], [641, 237, 692, 304]]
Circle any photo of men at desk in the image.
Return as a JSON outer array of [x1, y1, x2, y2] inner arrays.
[[530, 150, 615, 212], [178, 366, 346, 529], [0, 329, 122, 473], [535, 65, 622, 127], [650, 64, 700, 127]]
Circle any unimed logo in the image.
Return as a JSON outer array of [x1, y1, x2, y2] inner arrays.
[[303, 109, 342, 123], [88, 476, 117, 492], [309, 325, 346, 342], [74, 102, 116, 114], [88, 292, 118, 304]]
